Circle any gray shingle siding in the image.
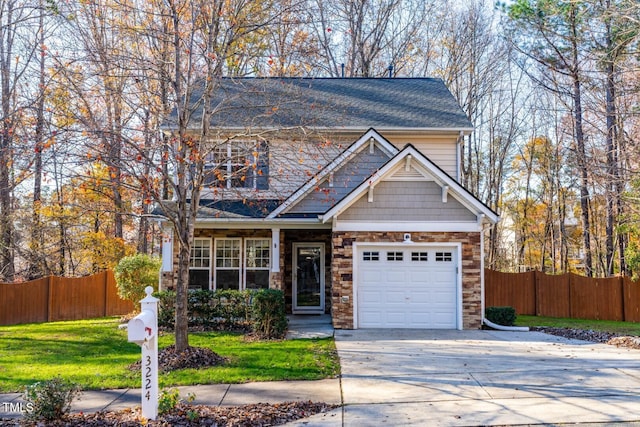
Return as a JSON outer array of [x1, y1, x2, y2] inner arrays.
[[287, 144, 391, 215], [338, 180, 477, 222]]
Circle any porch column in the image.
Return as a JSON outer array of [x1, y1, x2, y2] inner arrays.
[[161, 225, 173, 273], [271, 228, 280, 273], [159, 225, 174, 291]]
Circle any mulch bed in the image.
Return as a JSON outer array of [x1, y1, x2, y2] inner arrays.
[[531, 326, 640, 349], [128, 345, 227, 373], [1, 401, 339, 426]]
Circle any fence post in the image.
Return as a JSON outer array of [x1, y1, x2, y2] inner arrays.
[[103, 271, 108, 317], [620, 276, 625, 322], [47, 275, 54, 322], [533, 270, 540, 316], [532, 271, 537, 317]]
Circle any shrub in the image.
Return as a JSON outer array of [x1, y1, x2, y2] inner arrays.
[[23, 377, 80, 421], [485, 306, 517, 326], [158, 388, 196, 415], [251, 289, 288, 339], [114, 254, 161, 305], [158, 388, 180, 415], [156, 289, 253, 330], [156, 289, 287, 336], [156, 290, 176, 328]]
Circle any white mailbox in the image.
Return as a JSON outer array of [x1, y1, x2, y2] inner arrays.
[[128, 310, 156, 345], [127, 286, 159, 420]]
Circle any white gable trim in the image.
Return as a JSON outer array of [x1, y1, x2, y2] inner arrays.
[[267, 129, 398, 218], [334, 220, 483, 232], [320, 145, 499, 224]]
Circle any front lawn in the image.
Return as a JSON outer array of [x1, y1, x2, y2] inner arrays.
[[0, 317, 339, 393], [516, 315, 640, 336]]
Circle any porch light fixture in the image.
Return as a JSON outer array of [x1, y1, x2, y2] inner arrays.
[[403, 233, 413, 244]]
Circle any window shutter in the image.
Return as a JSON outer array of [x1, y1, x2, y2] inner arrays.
[[256, 141, 269, 190]]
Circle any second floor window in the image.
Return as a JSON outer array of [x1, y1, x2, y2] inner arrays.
[[206, 141, 269, 190]]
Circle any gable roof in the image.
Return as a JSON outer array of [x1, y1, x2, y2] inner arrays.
[[320, 144, 499, 225], [268, 129, 398, 218], [169, 78, 473, 132]]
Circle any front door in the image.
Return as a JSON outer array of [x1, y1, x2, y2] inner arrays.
[[293, 243, 325, 313]]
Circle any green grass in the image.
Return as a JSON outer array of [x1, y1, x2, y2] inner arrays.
[[0, 317, 339, 393], [516, 315, 640, 336]]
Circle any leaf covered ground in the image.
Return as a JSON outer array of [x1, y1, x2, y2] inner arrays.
[[1, 401, 339, 426]]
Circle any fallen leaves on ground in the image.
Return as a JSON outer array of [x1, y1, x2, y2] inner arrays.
[[128, 345, 226, 373], [532, 327, 640, 349], [2, 401, 339, 426]]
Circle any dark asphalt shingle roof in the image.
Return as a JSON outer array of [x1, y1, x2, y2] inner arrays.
[[152, 199, 281, 219], [171, 78, 472, 131]]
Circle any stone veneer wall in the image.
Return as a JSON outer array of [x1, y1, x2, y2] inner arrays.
[[331, 231, 482, 330]]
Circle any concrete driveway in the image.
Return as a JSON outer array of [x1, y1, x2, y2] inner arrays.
[[330, 329, 640, 426]]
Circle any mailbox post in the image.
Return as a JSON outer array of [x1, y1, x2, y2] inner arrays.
[[127, 286, 158, 420]]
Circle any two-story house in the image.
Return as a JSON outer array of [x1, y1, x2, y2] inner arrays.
[[159, 78, 498, 330]]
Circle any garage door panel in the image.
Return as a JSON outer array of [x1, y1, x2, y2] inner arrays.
[[359, 311, 382, 327], [433, 312, 456, 328], [408, 291, 430, 303], [357, 246, 458, 329], [361, 269, 385, 281], [387, 270, 407, 283], [386, 290, 406, 303], [386, 312, 408, 327], [360, 290, 382, 304], [432, 290, 455, 304]]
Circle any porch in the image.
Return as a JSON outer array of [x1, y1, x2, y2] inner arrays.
[[285, 314, 333, 339]]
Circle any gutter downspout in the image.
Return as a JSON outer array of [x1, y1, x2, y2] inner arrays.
[[483, 318, 529, 332]]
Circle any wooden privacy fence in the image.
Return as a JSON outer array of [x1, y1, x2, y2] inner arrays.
[[0, 271, 134, 326], [485, 269, 640, 322]]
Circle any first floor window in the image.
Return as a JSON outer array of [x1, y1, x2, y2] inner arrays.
[[189, 238, 211, 290], [215, 238, 241, 290], [245, 239, 270, 289], [189, 237, 272, 290]]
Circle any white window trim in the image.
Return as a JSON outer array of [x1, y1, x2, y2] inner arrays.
[[212, 237, 272, 290], [214, 238, 242, 290], [244, 238, 271, 289], [189, 238, 212, 290], [208, 142, 260, 190]]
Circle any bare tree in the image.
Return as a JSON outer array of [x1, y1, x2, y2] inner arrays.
[[506, 0, 595, 275], [307, 0, 428, 77]]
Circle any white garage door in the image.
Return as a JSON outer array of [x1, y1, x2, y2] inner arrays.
[[356, 246, 458, 329]]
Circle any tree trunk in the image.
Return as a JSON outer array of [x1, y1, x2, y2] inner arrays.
[[570, 9, 592, 276], [30, 0, 47, 279], [175, 227, 191, 351]]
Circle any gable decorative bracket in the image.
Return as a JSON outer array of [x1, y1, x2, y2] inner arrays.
[[369, 137, 375, 154], [368, 184, 374, 203], [442, 185, 449, 203], [405, 154, 412, 172]]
